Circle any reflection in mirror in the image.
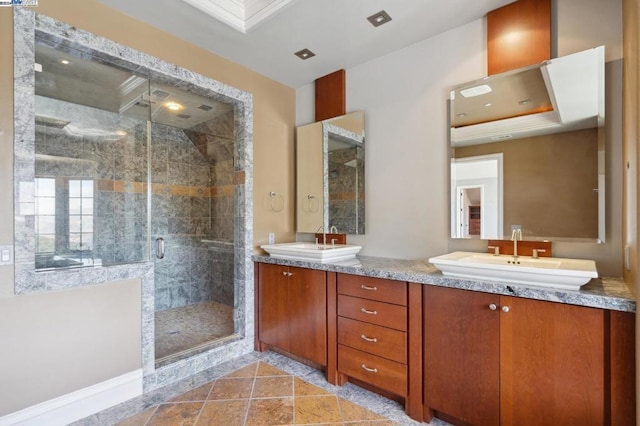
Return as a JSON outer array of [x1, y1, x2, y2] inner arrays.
[[296, 111, 365, 235], [35, 40, 151, 269], [449, 47, 605, 242]]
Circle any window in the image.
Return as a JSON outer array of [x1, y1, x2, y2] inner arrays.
[[34, 177, 56, 254], [68, 179, 94, 252]]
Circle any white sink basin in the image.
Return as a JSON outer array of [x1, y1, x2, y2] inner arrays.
[[428, 251, 598, 290], [261, 242, 362, 263]]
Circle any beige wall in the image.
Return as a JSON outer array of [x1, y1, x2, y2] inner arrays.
[[0, 0, 295, 416], [455, 129, 599, 239], [621, 0, 640, 421], [0, 280, 142, 414], [623, 0, 639, 292], [296, 122, 324, 233], [557, 0, 623, 61]]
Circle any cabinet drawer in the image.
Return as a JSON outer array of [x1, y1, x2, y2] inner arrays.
[[338, 274, 407, 306], [338, 294, 407, 331], [338, 344, 407, 397], [338, 317, 406, 363]]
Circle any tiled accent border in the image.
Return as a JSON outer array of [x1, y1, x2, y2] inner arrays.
[[13, 9, 254, 390]]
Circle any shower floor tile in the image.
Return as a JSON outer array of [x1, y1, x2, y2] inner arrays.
[[155, 301, 234, 361]]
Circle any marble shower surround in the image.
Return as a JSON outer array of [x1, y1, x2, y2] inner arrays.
[[14, 9, 254, 391]]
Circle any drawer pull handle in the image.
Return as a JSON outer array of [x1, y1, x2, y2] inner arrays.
[[360, 308, 378, 315], [360, 334, 377, 343], [360, 284, 377, 291], [361, 364, 378, 373]]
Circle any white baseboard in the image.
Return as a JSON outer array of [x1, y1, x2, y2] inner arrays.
[[0, 369, 143, 426]]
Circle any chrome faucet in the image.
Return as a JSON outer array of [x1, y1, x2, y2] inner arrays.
[[330, 225, 338, 234], [316, 225, 326, 246], [511, 227, 522, 262]]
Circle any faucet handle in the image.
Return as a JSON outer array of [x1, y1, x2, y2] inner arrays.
[[532, 248, 546, 259], [487, 246, 500, 256]]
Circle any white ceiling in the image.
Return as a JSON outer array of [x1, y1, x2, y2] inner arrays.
[[96, 0, 515, 88]]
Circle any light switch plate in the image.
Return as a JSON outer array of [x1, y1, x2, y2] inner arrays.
[[0, 245, 13, 266]]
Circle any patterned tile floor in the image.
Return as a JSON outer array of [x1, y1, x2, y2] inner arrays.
[[73, 351, 445, 426], [155, 301, 235, 361], [117, 361, 394, 425]]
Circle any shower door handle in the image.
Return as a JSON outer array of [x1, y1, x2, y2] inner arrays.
[[155, 238, 166, 259]]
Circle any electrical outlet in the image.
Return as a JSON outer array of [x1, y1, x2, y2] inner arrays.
[[510, 224, 522, 231], [268, 232, 275, 244], [0, 245, 13, 266]]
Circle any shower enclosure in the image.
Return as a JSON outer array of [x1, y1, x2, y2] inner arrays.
[[33, 37, 240, 365]]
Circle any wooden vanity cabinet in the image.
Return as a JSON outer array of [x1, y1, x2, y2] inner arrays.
[[257, 263, 327, 366], [424, 286, 500, 425], [424, 285, 633, 426], [335, 273, 423, 420]]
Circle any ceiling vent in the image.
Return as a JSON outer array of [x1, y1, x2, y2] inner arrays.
[[152, 89, 170, 99]]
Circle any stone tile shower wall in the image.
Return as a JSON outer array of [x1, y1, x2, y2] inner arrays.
[[328, 146, 364, 235], [152, 111, 235, 311], [194, 110, 235, 308]]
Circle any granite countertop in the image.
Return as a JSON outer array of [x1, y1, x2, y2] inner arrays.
[[252, 254, 636, 313]]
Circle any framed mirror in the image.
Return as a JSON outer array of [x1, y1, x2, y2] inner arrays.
[[297, 111, 365, 234], [449, 47, 605, 242]]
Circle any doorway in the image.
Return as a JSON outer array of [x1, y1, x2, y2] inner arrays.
[[451, 153, 503, 239]]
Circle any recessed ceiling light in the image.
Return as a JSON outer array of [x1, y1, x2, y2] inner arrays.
[[518, 98, 532, 105], [165, 101, 183, 111], [294, 48, 316, 60], [456, 113, 468, 118], [484, 103, 493, 107], [460, 84, 492, 98], [367, 10, 392, 27], [60, 59, 70, 65]]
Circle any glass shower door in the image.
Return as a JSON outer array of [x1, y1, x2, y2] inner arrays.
[[148, 85, 237, 364]]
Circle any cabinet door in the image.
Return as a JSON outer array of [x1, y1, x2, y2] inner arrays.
[[258, 263, 289, 352], [500, 296, 605, 426], [424, 286, 500, 426], [288, 267, 327, 365]]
